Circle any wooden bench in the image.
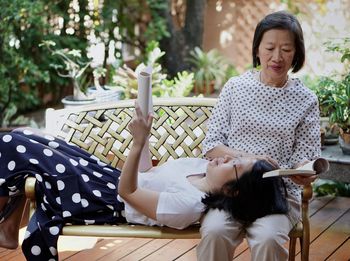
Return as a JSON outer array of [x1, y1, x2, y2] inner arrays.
[[24, 97, 311, 260]]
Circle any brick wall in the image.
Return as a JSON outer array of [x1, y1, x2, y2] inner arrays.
[[203, 0, 350, 77]]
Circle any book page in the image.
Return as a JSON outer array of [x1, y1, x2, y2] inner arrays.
[[297, 158, 329, 174], [263, 169, 315, 178], [263, 158, 329, 178], [137, 66, 153, 172]]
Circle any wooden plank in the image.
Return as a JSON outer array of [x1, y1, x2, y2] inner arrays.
[[233, 248, 251, 261], [309, 196, 335, 216], [175, 238, 249, 260], [175, 247, 197, 260], [0, 248, 26, 261], [2, 250, 26, 261], [58, 237, 104, 260], [120, 239, 173, 260], [63, 238, 136, 260], [310, 197, 350, 241], [295, 197, 350, 254], [300, 208, 350, 260], [96, 238, 153, 260], [326, 237, 350, 260], [0, 247, 10, 253], [142, 239, 199, 261]]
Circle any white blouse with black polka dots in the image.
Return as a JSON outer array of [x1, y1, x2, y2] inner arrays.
[[203, 70, 321, 199]]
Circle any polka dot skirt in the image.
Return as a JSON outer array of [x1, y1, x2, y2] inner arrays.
[[0, 128, 126, 260]]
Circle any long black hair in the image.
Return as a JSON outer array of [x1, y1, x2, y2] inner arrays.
[[202, 160, 288, 226]]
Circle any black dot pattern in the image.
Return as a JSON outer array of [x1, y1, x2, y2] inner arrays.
[[203, 70, 321, 198]]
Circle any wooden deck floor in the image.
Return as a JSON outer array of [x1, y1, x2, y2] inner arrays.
[[1, 196, 349, 261]]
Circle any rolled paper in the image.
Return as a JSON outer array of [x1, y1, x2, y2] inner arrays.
[[136, 66, 153, 170], [137, 66, 153, 116]]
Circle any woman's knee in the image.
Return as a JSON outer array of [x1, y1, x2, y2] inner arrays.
[[200, 209, 234, 237], [250, 228, 289, 250]]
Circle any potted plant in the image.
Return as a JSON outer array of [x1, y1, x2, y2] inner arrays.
[[0, 104, 37, 133], [113, 41, 194, 99], [321, 37, 350, 154], [85, 66, 123, 103], [329, 78, 350, 154], [305, 75, 339, 146], [188, 47, 228, 95], [40, 40, 95, 107]]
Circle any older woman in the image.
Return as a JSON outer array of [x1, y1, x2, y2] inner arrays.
[[197, 11, 320, 261]]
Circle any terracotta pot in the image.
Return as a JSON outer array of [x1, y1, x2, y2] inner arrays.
[[340, 129, 350, 142], [0, 125, 28, 133], [339, 129, 350, 155], [194, 82, 215, 96]]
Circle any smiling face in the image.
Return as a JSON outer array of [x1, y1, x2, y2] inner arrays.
[[206, 156, 257, 191], [257, 29, 296, 86]]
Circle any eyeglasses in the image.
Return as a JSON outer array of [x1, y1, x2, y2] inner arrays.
[[233, 164, 240, 190], [233, 164, 239, 180]]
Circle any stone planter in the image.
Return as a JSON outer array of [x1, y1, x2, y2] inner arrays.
[[320, 117, 339, 145], [61, 95, 96, 108], [87, 86, 123, 103]]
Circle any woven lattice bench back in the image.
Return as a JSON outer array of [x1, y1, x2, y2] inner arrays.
[[45, 98, 217, 169]]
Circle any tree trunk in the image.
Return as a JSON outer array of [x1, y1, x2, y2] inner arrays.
[[159, 0, 206, 77]]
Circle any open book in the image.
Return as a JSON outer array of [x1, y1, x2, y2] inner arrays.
[[263, 158, 329, 178]]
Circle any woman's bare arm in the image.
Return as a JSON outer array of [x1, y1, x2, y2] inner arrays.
[[118, 106, 159, 220]]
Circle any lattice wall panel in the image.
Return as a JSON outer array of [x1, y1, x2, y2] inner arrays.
[[204, 0, 278, 72]]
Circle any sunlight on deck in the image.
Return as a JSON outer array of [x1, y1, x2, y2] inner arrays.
[[18, 226, 100, 252]]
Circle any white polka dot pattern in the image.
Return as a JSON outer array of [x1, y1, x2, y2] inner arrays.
[[48, 141, 59, 148], [29, 159, 39, 164], [49, 226, 59, 235], [2, 135, 12, 142], [72, 193, 81, 203], [55, 164, 65, 173], [16, 145, 26, 153], [93, 190, 102, 197], [57, 180, 65, 191], [63, 211, 71, 217], [69, 158, 78, 166], [43, 149, 53, 157], [31, 245, 41, 255], [23, 129, 33, 135], [81, 198, 89, 208], [79, 158, 88, 166], [49, 247, 57, 256], [8, 161, 16, 171]]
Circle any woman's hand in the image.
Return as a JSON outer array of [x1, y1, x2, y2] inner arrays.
[[252, 154, 279, 168], [128, 104, 153, 148], [290, 159, 317, 185], [290, 174, 317, 186]]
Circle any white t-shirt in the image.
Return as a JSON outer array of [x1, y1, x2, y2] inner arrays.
[[123, 158, 208, 229]]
